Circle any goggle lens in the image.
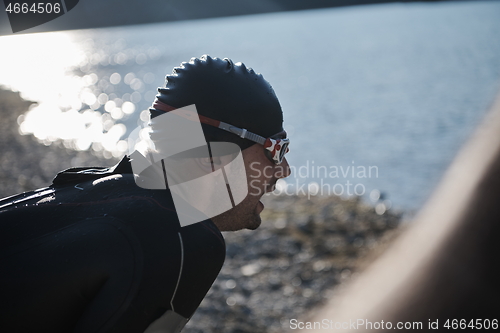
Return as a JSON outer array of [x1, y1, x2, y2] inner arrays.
[[264, 138, 290, 165]]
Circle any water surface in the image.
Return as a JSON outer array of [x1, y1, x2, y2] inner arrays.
[[1, 1, 500, 211]]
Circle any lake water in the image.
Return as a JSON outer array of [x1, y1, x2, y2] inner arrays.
[[1, 1, 500, 212]]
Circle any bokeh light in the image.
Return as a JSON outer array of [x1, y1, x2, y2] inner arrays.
[[0, 30, 163, 159]]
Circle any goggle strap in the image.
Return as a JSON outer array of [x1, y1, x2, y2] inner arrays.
[[152, 98, 272, 147], [241, 131, 266, 145], [219, 122, 266, 145]]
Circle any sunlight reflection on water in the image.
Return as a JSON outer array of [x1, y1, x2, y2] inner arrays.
[[1, 1, 500, 210], [0, 31, 161, 158]]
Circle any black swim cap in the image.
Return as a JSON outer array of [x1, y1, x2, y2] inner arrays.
[[151, 55, 283, 150]]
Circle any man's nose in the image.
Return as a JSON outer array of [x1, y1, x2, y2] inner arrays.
[[276, 157, 291, 179]]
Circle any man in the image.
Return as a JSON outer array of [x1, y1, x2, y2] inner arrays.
[[0, 55, 290, 332]]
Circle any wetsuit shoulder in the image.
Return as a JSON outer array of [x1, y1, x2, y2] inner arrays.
[[0, 157, 226, 333]]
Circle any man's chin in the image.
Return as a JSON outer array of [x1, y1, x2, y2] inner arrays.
[[246, 200, 264, 230], [245, 215, 262, 230], [211, 209, 262, 231], [211, 198, 264, 231]]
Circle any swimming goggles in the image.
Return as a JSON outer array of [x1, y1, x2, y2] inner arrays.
[[152, 99, 290, 165]]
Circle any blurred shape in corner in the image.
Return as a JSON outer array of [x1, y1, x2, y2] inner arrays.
[[4, 0, 79, 33]]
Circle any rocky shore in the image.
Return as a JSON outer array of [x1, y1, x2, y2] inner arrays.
[[186, 194, 402, 333], [0, 87, 403, 332]]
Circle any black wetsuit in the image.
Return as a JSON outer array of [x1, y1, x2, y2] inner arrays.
[[0, 157, 226, 333]]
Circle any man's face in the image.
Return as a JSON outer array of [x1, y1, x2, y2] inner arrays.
[[211, 136, 290, 231]]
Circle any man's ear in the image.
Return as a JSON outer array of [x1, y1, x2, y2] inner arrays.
[[197, 156, 212, 172], [197, 155, 224, 173]]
